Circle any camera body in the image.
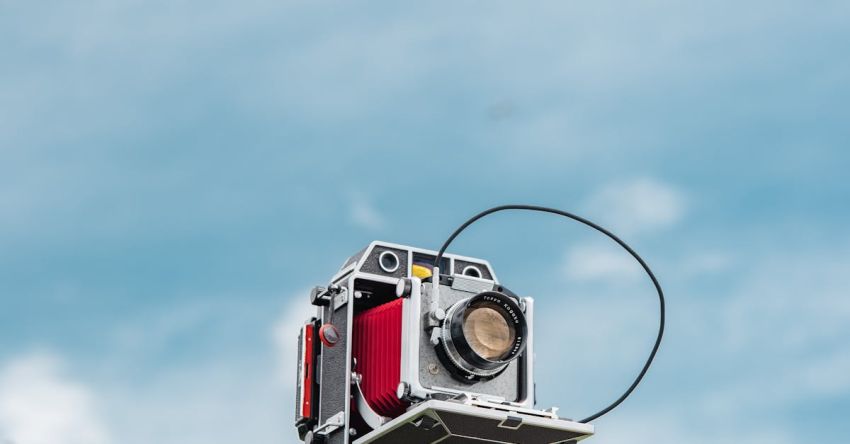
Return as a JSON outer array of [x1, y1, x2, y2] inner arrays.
[[294, 241, 593, 444]]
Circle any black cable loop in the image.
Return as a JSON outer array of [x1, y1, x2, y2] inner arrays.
[[432, 204, 665, 423]]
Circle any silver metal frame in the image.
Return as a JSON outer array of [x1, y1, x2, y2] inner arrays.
[[400, 278, 426, 400]]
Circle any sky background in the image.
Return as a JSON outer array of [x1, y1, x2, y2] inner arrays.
[[2, 1, 849, 443]]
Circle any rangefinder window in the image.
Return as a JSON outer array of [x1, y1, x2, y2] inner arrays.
[[378, 250, 400, 273], [462, 265, 483, 278]]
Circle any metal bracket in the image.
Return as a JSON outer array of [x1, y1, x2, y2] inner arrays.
[[430, 268, 441, 315], [450, 395, 560, 420], [352, 373, 389, 430], [497, 415, 523, 430], [312, 285, 348, 310], [428, 327, 442, 346], [333, 288, 349, 311], [451, 274, 493, 294], [313, 411, 345, 436]]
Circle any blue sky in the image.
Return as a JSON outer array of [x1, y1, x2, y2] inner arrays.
[[1, 1, 849, 443]]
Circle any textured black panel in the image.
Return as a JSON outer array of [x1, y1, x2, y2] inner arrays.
[[318, 301, 349, 444], [360, 246, 409, 278], [366, 414, 449, 444], [453, 259, 493, 280], [440, 437, 495, 443], [437, 411, 585, 444]]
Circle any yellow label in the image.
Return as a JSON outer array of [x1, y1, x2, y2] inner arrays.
[[411, 264, 433, 279]]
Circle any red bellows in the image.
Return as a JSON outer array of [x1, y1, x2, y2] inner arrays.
[[352, 298, 408, 418]]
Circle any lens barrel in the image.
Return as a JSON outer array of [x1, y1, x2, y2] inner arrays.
[[437, 291, 528, 382]]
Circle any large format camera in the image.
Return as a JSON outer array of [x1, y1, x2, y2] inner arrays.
[[295, 241, 590, 444], [293, 206, 664, 444]]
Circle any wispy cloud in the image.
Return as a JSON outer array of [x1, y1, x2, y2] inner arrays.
[[96, 358, 287, 444], [561, 178, 686, 281], [543, 249, 848, 443], [662, 246, 850, 421], [583, 177, 686, 236], [0, 352, 109, 444], [680, 251, 733, 277], [272, 291, 317, 390], [562, 243, 643, 282], [348, 192, 387, 231], [597, 410, 793, 444], [271, 291, 318, 439]]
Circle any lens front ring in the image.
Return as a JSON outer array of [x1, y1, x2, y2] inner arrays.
[[437, 291, 528, 382]]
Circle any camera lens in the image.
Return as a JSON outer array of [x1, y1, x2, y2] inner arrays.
[[463, 306, 516, 360], [437, 291, 528, 381]]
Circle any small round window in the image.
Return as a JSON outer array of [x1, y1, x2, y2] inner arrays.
[[462, 265, 482, 278], [378, 251, 400, 273]]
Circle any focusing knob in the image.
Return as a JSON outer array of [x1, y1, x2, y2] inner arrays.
[[396, 382, 410, 400], [395, 278, 412, 298]]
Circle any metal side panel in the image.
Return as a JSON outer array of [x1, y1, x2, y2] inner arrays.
[[317, 285, 354, 444], [417, 283, 523, 404], [353, 400, 594, 444]]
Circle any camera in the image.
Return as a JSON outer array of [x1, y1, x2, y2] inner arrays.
[[293, 205, 665, 443], [294, 241, 594, 444]]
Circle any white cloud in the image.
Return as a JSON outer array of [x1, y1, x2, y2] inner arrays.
[[101, 361, 287, 444], [583, 177, 686, 235], [272, 292, 318, 441], [0, 352, 109, 444], [697, 345, 850, 421], [533, 286, 658, 411], [800, 351, 850, 394], [671, 246, 850, 419], [719, 250, 850, 353], [551, 243, 850, 441], [348, 193, 387, 231], [562, 243, 643, 282], [596, 410, 792, 444], [681, 251, 732, 276], [272, 291, 318, 390]]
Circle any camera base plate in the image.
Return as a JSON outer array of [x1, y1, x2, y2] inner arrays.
[[353, 400, 593, 444]]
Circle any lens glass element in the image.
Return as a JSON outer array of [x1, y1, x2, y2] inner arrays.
[[462, 306, 516, 360]]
